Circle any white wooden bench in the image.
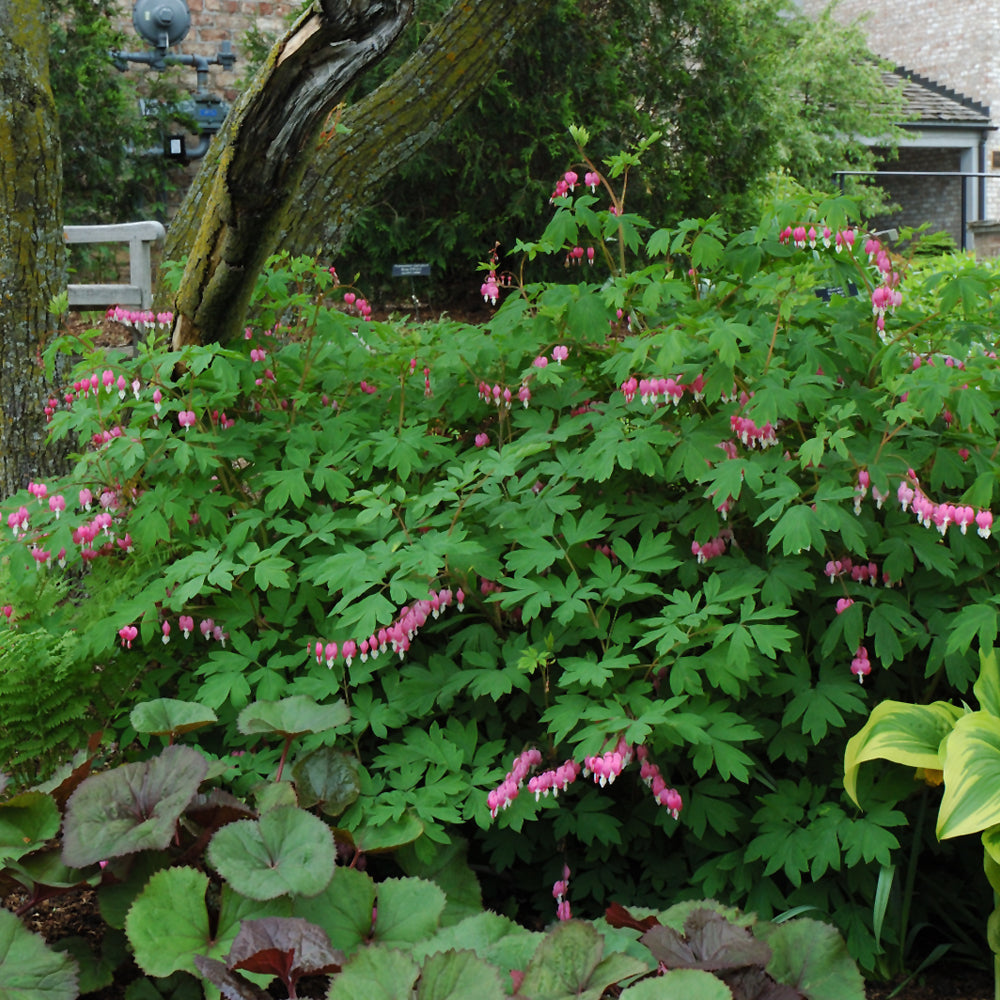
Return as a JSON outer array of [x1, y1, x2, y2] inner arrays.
[[64, 221, 166, 310]]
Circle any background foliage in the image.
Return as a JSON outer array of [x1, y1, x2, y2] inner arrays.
[[47, 0, 180, 226], [333, 0, 903, 298]]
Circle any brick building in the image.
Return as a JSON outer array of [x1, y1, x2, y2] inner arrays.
[[112, 0, 295, 101], [795, 0, 999, 251]]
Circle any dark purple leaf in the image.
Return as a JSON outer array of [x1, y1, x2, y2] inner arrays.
[[641, 909, 772, 972], [184, 788, 256, 832], [193, 954, 272, 1000], [61, 744, 208, 867], [605, 901, 661, 932], [227, 917, 344, 992], [721, 966, 804, 1000]]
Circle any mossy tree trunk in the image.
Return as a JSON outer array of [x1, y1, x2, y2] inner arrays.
[[166, 0, 413, 348], [164, 0, 552, 343], [280, 0, 553, 259], [0, 0, 67, 499]]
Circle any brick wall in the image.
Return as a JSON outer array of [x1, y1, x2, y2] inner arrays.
[[870, 147, 964, 245], [112, 0, 297, 99], [796, 0, 1000, 220]]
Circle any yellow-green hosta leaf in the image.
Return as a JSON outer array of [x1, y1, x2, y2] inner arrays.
[[982, 826, 1000, 876], [843, 701, 961, 807], [938, 712, 1000, 840], [976, 647, 1000, 718]]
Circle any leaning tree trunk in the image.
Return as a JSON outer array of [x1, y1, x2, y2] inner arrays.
[[164, 0, 553, 340], [0, 0, 67, 499], [166, 0, 413, 348], [278, 0, 554, 257]]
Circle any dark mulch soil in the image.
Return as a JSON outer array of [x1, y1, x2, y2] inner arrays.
[[5, 884, 995, 999]]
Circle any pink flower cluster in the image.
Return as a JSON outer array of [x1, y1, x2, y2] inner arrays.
[[169, 615, 226, 643], [7, 483, 138, 573], [824, 556, 890, 587], [312, 587, 464, 669], [553, 864, 572, 922], [584, 736, 632, 787], [488, 739, 683, 822], [528, 759, 581, 801], [620, 374, 705, 406], [479, 242, 511, 305], [105, 306, 173, 330], [851, 645, 871, 683], [478, 380, 531, 410], [865, 237, 902, 332], [488, 747, 543, 818], [636, 745, 683, 819], [897, 472, 992, 538], [118, 615, 228, 651], [342, 292, 372, 321], [853, 470, 890, 515], [692, 530, 734, 564], [730, 413, 778, 449], [564, 245, 595, 267], [778, 224, 856, 253]]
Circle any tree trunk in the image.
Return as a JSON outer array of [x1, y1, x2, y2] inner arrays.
[[0, 0, 66, 499], [279, 0, 554, 258], [165, 0, 413, 348], [163, 0, 553, 341]]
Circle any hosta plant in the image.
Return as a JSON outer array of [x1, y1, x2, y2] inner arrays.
[[845, 645, 1000, 995]]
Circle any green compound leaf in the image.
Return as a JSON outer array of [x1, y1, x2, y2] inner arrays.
[[0, 792, 61, 863], [417, 948, 507, 1000], [326, 945, 420, 1000], [0, 908, 79, 1000], [237, 695, 349, 738], [61, 745, 208, 867], [207, 805, 336, 900], [130, 698, 218, 738]]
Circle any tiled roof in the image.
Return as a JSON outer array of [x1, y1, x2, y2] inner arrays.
[[886, 66, 992, 125]]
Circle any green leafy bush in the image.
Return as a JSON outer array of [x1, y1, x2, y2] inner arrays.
[[5, 142, 1000, 972]]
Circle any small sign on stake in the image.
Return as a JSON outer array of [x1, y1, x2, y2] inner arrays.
[[391, 263, 431, 278], [391, 263, 431, 319]]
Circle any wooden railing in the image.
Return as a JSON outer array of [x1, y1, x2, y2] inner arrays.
[[64, 221, 166, 310]]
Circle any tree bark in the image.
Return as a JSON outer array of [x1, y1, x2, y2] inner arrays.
[[0, 0, 67, 499], [279, 0, 554, 258], [166, 0, 414, 348], [163, 0, 554, 340]]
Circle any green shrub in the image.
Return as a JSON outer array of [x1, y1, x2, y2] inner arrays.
[[5, 141, 1000, 972]]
